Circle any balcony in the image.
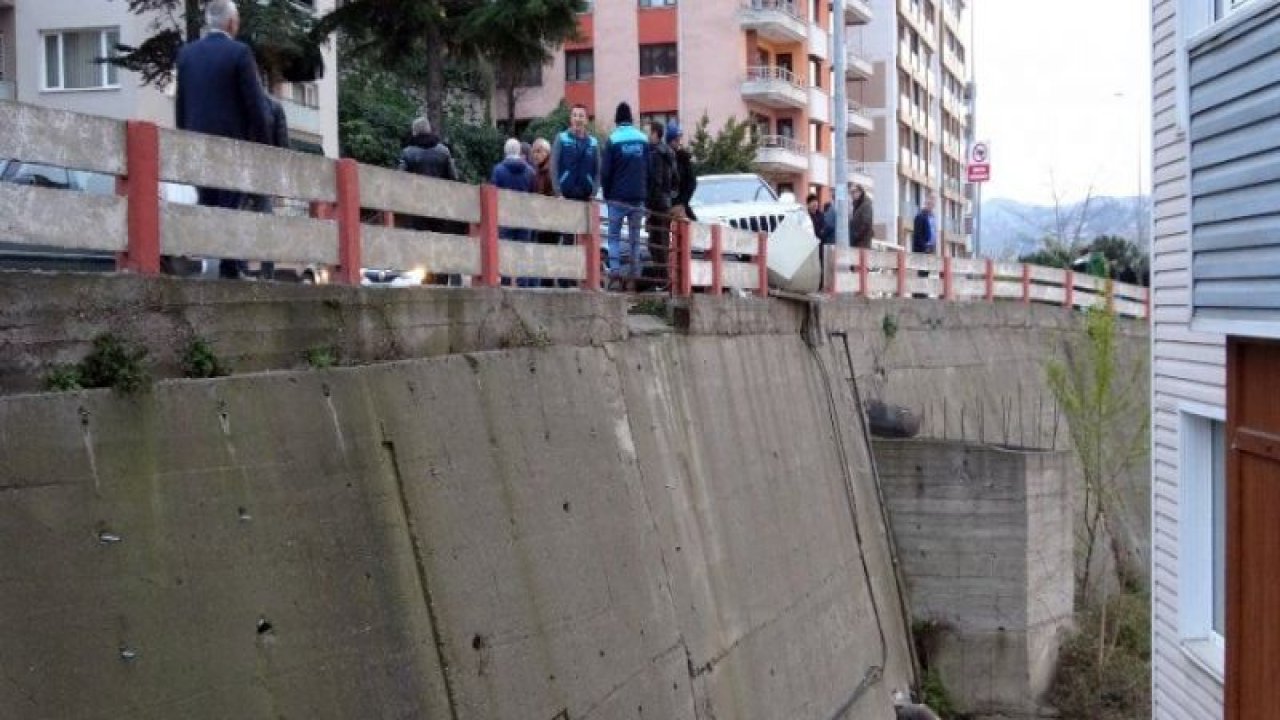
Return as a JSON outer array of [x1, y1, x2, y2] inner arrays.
[[846, 48, 873, 81], [0, 81, 14, 102], [741, 66, 807, 109], [276, 95, 322, 137], [898, 95, 912, 125], [754, 135, 808, 174], [848, 162, 874, 190], [739, 0, 807, 43], [809, 24, 829, 60], [808, 86, 831, 124], [845, 0, 873, 24], [810, 152, 832, 185], [846, 101, 873, 136]]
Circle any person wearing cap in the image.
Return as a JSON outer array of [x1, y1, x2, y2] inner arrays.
[[601, 102, 650, 284], [668, 120, 698, 222]]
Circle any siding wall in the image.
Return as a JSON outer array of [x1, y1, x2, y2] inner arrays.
[[1187, 4, 1280, 324], [1151, 0, 1228, 718]]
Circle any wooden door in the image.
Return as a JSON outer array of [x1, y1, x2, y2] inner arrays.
[[1226, 338, 1280, 720]]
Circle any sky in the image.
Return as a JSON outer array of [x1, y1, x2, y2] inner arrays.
[[971, 0, 1152, 205]]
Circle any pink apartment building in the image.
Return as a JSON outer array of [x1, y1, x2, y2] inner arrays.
[[511, 0, 876, 205]]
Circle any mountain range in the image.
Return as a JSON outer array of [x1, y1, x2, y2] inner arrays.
[[975, 195, 1152, 260]]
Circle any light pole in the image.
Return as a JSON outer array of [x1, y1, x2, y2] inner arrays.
[[833, 0, 851, 247]]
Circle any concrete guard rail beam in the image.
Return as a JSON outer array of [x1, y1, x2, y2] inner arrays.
[[823, 245, 1152, 319], [0, 99, 1147, 316]]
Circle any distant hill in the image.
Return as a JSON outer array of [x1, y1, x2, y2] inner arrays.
[[976, 196, 1152, 260]]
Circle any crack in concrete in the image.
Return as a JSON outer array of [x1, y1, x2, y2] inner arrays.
[[382, 438, 461, 720]]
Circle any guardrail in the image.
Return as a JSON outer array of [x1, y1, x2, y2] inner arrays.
[[823, 246, 1151, 319], [0, 99, 1148, 319]]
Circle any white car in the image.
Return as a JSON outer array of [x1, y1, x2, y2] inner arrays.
[[689, 174, 816, 238]]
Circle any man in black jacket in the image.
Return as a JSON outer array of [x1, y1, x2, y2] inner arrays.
[[398, 117, 461, 233], [668, 121, 697, 222], [646, 121, 677, 287]]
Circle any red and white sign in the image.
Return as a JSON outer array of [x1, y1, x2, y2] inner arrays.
[[967, 141, 990, 183]]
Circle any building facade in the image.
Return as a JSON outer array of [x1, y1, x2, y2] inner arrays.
[[513, 0, 875, 202], [1149, 1, 1280, 719], [0, 0, 338, 157], [846, 0, 972, 253]]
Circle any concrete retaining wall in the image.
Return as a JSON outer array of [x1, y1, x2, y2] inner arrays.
[[874, 440, 1074, 718], [0, 331, 912, 720]]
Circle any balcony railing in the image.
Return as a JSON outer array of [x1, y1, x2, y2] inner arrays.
[[846, 101, 873, 136], [846, 48, 874, 80], [758, 134, 806, 154], [742, 66, 807, 109], [844, 0, 873, 24], [739, 0, 808, 42]]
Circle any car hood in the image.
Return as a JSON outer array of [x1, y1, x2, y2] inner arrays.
[[692, 201, 808, 222]]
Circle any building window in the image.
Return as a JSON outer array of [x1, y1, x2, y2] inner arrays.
[[639, 43, 678, 76], [516, 60, 543, 87], [640, 111, 678, 130], [639, 0, 677, 6], [284, 82, 319, 109], [42, 28, 120, 91], [1216, 0, 1259, 18], [0, 33, 7, 82], [565, 50, 594, 82], [1179, 410, 1227, 679]]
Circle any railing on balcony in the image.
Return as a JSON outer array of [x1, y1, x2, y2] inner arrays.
[[846, 48, 874, 80], [844, 0, 873, 24], [758, 134, 806, 154], [746, 65, 802, 87], [741, 0, 802, 18]]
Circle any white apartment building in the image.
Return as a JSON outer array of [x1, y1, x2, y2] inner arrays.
[[0, 0, 338, 157], [846, 0, 973, 254]]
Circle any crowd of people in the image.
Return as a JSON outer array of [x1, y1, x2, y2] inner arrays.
[[394, 100, 698, 290], [807, 184, 876, 249]]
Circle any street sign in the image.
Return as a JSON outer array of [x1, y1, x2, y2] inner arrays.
[[967, 140, 990, 184]]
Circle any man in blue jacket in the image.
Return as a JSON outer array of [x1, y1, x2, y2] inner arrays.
[[601, 102, 649, 283], [175, 0, 269, 279], [550, 104, 600, 202]]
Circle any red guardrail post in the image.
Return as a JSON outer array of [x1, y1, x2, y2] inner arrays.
[[942, 255, 954, 301], [756, 231, 769, 298], [678, 222, 694, 297], [333, 158, 362, 285], [383, 211, 395, 227], [582, 199, 602, 292], [1063, 269, 1075, 309], [710, 224, 724, 295], [984, 258, 995, 301], [120, 120, 160, 275], [858, 248, 870, 298], [477, 184, 500, 287], [897, 250, 909, 298], [1021, 264, 1032, 304]]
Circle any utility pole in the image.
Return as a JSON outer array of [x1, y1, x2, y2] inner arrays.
[[969, 0, 980, 257], [833, 0, 850, 247]]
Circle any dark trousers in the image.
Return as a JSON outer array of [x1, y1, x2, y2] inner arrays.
[[197, 187, 247, 279], [646, 203, 672, 286]]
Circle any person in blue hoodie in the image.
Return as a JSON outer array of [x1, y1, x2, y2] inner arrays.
[[491, 138, 536, 286], [601, 102, 650, 284]]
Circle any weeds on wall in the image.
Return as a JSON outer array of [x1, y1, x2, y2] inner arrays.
[[305, 346, 338, 369], [44, 333, 150, 393], [181, 338, 230, 379]]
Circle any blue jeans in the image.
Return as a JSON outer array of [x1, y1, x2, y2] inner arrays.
[[607, 204, 645, 279]]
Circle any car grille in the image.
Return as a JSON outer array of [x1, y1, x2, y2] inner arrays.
[[364, 270, 401, 283], [727, 215, 784, 234]]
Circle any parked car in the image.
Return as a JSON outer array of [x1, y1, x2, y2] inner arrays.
[[689, 174, 815, 238]]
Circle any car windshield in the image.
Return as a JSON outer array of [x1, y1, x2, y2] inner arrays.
[[691, 177, 778, 207]]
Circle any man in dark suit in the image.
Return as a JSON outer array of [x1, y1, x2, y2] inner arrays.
[[175, 0, 270, 279]]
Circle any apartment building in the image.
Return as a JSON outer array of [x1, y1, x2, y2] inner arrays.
[[0, 0, 338, 157], [846, 0, 973, 254], [513, 0, 876, 202]]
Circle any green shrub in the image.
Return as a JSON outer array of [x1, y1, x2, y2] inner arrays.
[[1048, 590, 1151, 720], [181, 338, 230, 379], [77, 334, 149, 393], [305, 346, 337, 369], [42, 365, 83, 392]]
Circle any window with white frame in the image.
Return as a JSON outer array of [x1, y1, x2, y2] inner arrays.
[[1179, 410, 1227, 678], [43, 28, 120, 91]]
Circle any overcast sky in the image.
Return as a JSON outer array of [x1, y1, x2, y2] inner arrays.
[[971, 0, 1152, 205]]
